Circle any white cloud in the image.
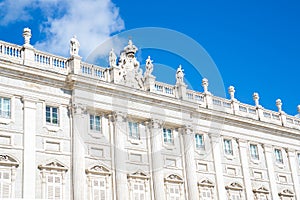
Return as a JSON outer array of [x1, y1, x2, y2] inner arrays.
[[0, 0, 125, 59]]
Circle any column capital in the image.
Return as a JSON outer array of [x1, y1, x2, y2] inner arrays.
[[262, 144, 273, 153], [179, 125, 194, 135], [147, 118, 164, 129], [237, 139, 248, 147], [111, 111, 127, 123], [73, 103, 87, 115]]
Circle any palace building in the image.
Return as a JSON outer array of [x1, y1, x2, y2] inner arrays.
[[0, 28, 300, 200]]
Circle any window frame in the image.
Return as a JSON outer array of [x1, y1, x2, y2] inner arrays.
[[0, 97, 11, 119], [223, 138, 233, 156], [195, 134, 204, 150], [274, 148, 283, 164], [46, 105, 59, 125], [163, 128, 174, 145], [46, 173, 63, 200], [89, 114, 101, 132], [128, 121, 140, 140], [250, 144, 259, 160]]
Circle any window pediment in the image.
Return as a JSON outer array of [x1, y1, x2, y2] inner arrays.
[[86, 164, 111, 176], [128, 170, 149, 179], [165, 174, 183, 183], [0, 154, 19, 167], [38, 159, 68, 172], [225, 182, 243, 191], [198, 178, 214, 188], [279, 189, 294, 197], [253, 186, 269, 194]]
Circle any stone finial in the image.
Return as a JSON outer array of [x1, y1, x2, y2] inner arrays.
[[23, 27, 32, 47], [202, 78, 209, 94], [276, 99, 283, 113], [298, 105, 300, 114], [253, 92, 260, 107], [70, 35, 80, 56], [228, 86, 235, 101], [176, 65, 184, 84]]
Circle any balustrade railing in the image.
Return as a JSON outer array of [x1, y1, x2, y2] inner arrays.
[[80, 62, 106, 81], [153, 82, 175, 97], [0, 41, 23, 61]]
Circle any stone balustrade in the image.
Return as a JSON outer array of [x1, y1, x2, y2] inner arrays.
[[80, 62, 106, 81], [0, 41, 23, 62]]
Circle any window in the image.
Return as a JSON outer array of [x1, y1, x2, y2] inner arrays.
[[92, 178, 106, 200], [90, 115, 101, 131], [168, 184, 180, 200], [250, 144, 259, 160], [46, 173, 62, 199], [46, 106, 59, 125], [257, 194, 267, 200], [163, 128, 174, 145], [0, 169, 11, 198], [195, 134, 204, 149], [275, 149, 283, 164], [128, 121, 139, 139], [0, 97, 10, 119], [230, 192, 241, 200], [224, 139, 233, 155], [132, 181, 145, 200], [200, 188, 212, 200]]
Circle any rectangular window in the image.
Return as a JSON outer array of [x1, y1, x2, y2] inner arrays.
[[224, 139, 233, 155], [46, 106, 59, 125], [200, 188, 212, 200], [0, 169, 11, 198], [168, 184, 180, 200], [46, 174, 62, 200], [128, 121, 139, 139], [133, 181, 145, 200], [92, 178, 106, 200], [0, 97, 11, 119], [195, 134, 204, 149], [275, 149, 283, 163], [250, 144, 259, 160], [90, 115, 101, 131], [163, 128, 174, 145]]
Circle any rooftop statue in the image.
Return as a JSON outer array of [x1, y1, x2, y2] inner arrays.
[[144, 56, 154, 77], [109, 48, 117, 68], [176, 65, 184, 84], [70, 35, 80, 56]]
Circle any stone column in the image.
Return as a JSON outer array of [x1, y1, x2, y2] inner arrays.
[[72, 104, 87, 200], [209, 133, 226, 199], [287, 149, 300, 199], [181, 126, 199, 200], [237, 140, 254, 200], [113, 112, 129, 200], [22, 98, 36, 198], [263, 145, 279, 200], [149, 119, 165, 200]]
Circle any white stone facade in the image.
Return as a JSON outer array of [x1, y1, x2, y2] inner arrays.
[[0, 28, 299, 200]]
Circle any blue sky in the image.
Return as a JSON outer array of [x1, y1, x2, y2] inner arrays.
[[0, 0, 299, 115]]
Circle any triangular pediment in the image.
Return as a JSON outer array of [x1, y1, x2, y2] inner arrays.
[[279, 189, 294, 197], [128, 170, 149, 179], [165, 174, 183, 183], [86, 164, 111, 176], [38, 159, 68, 171], [225, 182, 243, 191], [253, 186, 269, 194], [198, 178, 214, 188], [0, 154, 19, 167]]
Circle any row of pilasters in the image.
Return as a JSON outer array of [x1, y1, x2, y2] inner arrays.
[[72, 110, 300, 200]]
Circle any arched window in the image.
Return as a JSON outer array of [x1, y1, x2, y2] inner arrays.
[[0, 155, 19, 198], [86, 164, 112, 200]]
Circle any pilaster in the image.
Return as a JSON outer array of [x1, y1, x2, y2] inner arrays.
[[209, 133, 226, 200], [263, 144, 279, 200], [148, 119, 165, 200], [112, 111, 129, 200], [287, 149, 300, 200], [237, 139, 254, 200], [181, 126, 199, 200], [22, 97, 37, 198], [72, 103, 87, 200]]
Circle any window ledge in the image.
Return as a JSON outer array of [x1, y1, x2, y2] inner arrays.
[[128, 138, 142, 145], [163, 143, 176, 150], [250, 158, 260, 164], [0, 118, 12, 125], [275, 162, 285, 169], [44, 125, 61, 132], [88, 131, 103, 139], [224, 154, 235, 160]]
